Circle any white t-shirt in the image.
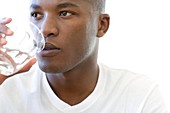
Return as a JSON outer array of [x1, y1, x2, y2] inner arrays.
[[0, 63, 168, 113]]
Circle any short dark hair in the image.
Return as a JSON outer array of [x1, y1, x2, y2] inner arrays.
[[93, 0, 106, 12], [29, 0, 106, 12]]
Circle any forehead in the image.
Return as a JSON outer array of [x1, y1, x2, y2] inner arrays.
[[30, 0, 93, 8]]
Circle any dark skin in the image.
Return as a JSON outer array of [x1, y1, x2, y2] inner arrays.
[[0, 0, 109, 106]]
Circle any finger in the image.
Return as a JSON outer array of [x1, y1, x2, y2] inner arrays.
[[0, 18, 14, 36], [0, 37, 7, 46], [0, 26, 14, 36], [0, 58, 36, 79], [18, 58, 37, 73], [0, 17, 12, 25]]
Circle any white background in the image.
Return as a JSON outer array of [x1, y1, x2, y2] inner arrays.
[[0, 0, 170, 110], [99, 0, 170, 110]]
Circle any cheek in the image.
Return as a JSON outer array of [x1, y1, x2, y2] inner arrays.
[[59, 27, 89, 63], [64, 26, 97, 60], [61, 22, 88, 48]]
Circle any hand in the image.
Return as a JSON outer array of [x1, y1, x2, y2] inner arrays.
[[18, 57, 37, 73], [0, 18, 37, 84], [0, 57, 37, 85], [0, 17, 14, 46]]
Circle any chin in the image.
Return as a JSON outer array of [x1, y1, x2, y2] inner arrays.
[[37, 61, 70, 73]]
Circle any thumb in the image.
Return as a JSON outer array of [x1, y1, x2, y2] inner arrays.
[[18, 57, 37, 73], [0, 74, 8, 84], [0, 58, 37, 84]]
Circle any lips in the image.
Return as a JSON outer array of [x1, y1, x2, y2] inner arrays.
[[43, 43, 60, 50], [39, 43, 61, 57]]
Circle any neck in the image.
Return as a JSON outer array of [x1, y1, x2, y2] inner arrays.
[[46, 56, 99, 106]]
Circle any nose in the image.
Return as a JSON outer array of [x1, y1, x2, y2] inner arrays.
[[40, 16, 59, 38]]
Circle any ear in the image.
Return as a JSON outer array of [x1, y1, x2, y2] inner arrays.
[[97, 14, 110, 38]]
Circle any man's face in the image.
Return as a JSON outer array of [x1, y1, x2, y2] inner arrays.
[[29, 0, 100, 73]]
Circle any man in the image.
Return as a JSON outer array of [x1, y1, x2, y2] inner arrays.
[[0, 0, 168, 112]]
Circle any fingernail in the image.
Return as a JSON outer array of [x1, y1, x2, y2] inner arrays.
[[6, 29, 14, 35]]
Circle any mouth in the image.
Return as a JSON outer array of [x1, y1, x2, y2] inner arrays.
[[43, 43, 61, 50], [39, 43, 61, 57]]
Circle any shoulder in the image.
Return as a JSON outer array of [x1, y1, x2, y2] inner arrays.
[[0, 63, 44, 93], [98, 64, 168, 112], [99, 63, 158, 100], [0, 63, 45, 111], [99, 63, 156, 85]]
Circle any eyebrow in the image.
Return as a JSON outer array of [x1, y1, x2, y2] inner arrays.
[[30, 2, 79, 10], [56, 2, 79, 9], [30, 4, 41, 9]]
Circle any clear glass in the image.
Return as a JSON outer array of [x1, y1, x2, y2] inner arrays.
[[0, 21, 45, 76]]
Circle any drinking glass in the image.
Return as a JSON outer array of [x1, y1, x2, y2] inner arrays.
[[0, 21, 45, 76]]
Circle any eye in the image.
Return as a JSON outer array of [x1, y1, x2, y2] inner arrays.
[[59, 11, 73, 17], [30, 12, 43, 20]]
